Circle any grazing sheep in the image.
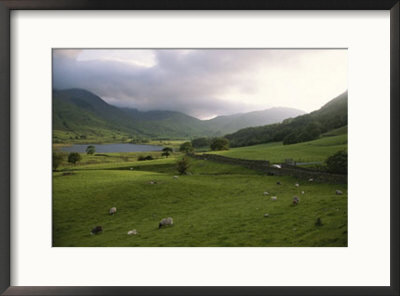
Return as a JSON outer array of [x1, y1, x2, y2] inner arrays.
[[295, 183, 299, 187], [91, 226, 103, 235], [308, 178, 314, 182], [159, 217, 174, 229], [336, 190, 343, 195], [293, 196, 300, 205], [272, 164, 281, 169], [301, 191, 305, 194], [271, 196, 277, 201], [263, 191, 269, 195], [127, 229, 137, 235], [264, 213, 269, 217], [276, 181, 281, 185], [109, 207, 117, 215]]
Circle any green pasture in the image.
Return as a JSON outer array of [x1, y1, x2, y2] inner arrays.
[[53, 155, 347, 247], [206, 134, 347, 163]]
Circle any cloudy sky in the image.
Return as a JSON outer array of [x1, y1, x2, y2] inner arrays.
[[53, 49, 347, 120]]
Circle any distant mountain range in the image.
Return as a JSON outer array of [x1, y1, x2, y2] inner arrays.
[[53, 88, 305, 142]]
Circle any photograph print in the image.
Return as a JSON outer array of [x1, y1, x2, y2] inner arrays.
[[52, 49, 348, 247]]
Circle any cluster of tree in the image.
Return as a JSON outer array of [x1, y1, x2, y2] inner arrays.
[[179, 142, 194, 153], [325, 150, 347, 174], [191, 137, 212, 148], [130, 136, 150, 144], [225, 92, 347, 147], [189, 137, 230, 151]]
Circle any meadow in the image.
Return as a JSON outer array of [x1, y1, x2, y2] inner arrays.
[[207, 133, 347, 164], [53, 153, 347, 247]]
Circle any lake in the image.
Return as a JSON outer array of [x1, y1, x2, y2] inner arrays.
[[60, 143, 164, 153]]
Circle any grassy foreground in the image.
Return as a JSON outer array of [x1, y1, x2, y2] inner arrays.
[[53, 156, 347, 247]]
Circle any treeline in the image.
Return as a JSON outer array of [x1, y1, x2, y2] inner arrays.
[[224, 91, 348, 147]]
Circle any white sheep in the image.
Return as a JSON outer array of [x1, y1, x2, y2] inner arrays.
[[271, 196, 277, 201], [263, 191, 269, 195], [264, 213, 269, 217], [308, 178, 314, 182], [159, 217, 174, 229], [109, 207, 117, 215], [127, 229, 137, 235], [301, 191, 305, 194], [272, 164, 281, 169], [336, 190, 343, 195], [173, 176, 179, 179], [295, 183, 299, 187]]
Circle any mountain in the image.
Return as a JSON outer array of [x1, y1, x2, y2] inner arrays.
[[205, 107, 305, 135], [53, 88, 308, 143], [225, 91, 348, 147]]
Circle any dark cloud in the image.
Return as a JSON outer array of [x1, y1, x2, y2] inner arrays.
[[52, 49, 347, 118]]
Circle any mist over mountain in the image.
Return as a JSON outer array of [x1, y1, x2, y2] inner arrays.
[[53, 88, 306, 142]]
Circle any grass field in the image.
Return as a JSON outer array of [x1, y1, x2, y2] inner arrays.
[[206, 134, 347, 163], [53, 155, 347, 247]]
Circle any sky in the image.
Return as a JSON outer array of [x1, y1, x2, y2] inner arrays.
[[53, 49, 347, 120]]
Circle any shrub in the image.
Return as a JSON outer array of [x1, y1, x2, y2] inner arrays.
[[326, 150, 347, 174], [68, 152, 82, 165], [86, 145, 96, 155], [52, 152, 64, 171], [138, 155, 154, 161], [177, 156, 191, 175]]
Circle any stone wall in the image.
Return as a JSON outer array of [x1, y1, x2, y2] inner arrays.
[[189, 153, 347, 184]]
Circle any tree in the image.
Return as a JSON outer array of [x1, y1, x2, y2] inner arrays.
[[326, 150, 347, 174], [68, 152, 82, 165], [161, 147, 173, 158], [86, 145, 96, 155], [53, 152, 64, 171], [210, 137, 229, 151], [177, 156, 191, 175], [179, 142, 194, 153]]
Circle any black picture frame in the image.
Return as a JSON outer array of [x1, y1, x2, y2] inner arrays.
[[0, 1, 398, 295]]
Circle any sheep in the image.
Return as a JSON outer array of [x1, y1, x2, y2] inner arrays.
[[127, 229, 138, 235], [173, 176, 179, 179], [301, 191, 305, 194], [91, 226, 103, 235], [272, 164, 281, 169], [295, 183, 300, 187], [271, 196, 277, 201], [264, 213, 269, 217], [130, 167, 133, 170], [263, 191, 269, 195], [308, 178, 314, 182], [336, 190, 343, 195], [159, 217, 174, 229], [293, 196, 300, 205], [109, 207, 117, 215]]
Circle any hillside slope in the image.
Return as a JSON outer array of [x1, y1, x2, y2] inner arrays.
[[225, 91, 348, 147]]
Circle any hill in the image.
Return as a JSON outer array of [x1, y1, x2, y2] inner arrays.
[[204, 107, 305, 135], [225, 91, 348, 147], [53, 88, 305, 143]]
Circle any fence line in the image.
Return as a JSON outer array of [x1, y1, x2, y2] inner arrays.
[[188, 153, 347, 184]]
